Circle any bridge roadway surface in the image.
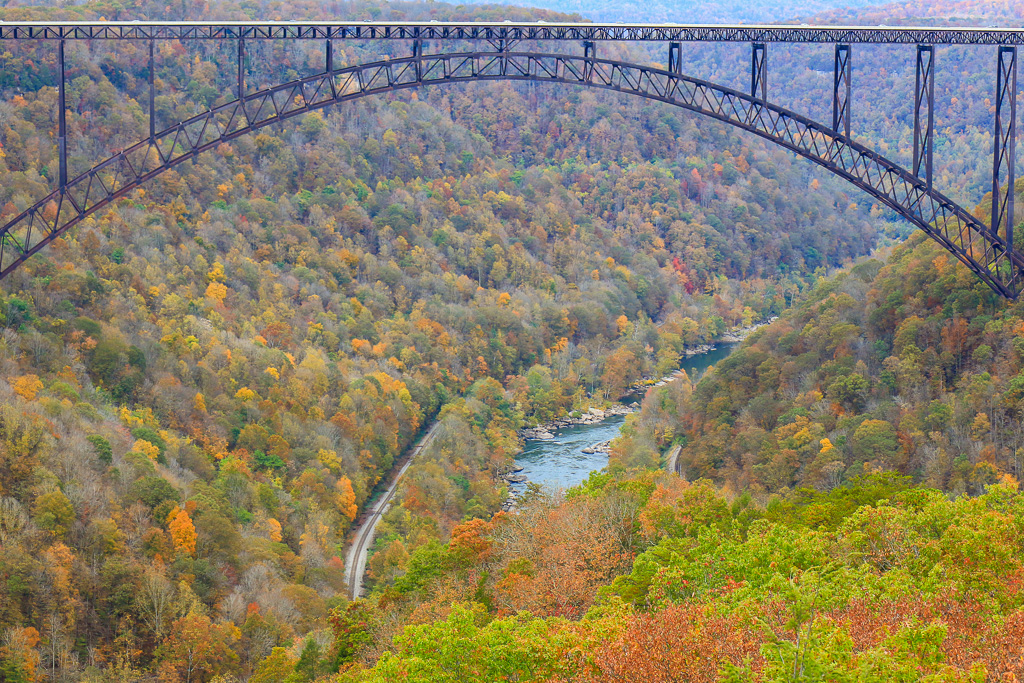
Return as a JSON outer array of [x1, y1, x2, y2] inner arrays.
[[344, 421, 441, 600], [2, 21, 1024, 45]]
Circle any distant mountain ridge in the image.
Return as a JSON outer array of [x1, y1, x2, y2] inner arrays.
[[459, 0, 1024, 25], [457, 0, 896, 25]]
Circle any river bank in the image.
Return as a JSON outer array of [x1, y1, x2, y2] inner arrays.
[[519, 404, 636, 441], [502, 320, 775, 503], [632, 317, 778, 390], [518, 319, 776, 443], [501, 413, 630, 509]]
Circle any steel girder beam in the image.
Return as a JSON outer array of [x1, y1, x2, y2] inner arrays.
[[992, 46, 1017, 253], [913, 45, 935, 188], [1, 50, 1021, 297], [3, 21, 1024, 45], [486, 38, 518, 52], [326, 40, 336, 97]]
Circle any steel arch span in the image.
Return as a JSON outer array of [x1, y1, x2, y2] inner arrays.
[[1, 51, 1021, 297]]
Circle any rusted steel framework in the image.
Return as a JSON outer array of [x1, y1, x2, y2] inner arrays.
[[0, 20, 1022, 296], [2, 50, 1021, 296], [3, 21, 1024, 45]]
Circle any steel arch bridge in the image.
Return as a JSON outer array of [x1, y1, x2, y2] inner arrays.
[[0, 22, 1021, 296]]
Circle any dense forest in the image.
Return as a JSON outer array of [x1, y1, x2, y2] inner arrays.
[[325, 180, 1024, 681], [0, 0, 1021, 679], [0, 0, 879, 679], [633, 180, 1024, 502], [338, 474, 1024, 681]]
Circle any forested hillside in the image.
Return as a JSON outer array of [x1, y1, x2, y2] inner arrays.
[[333, 156, 1024, 683], [0, 0, 886, 679], [634, 179, 1024, 501], [339, 474, 1024, 682], [1, 0, 1022, 680]]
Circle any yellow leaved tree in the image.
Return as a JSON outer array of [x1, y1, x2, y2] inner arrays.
[[168, 508, 197, 557], [11, 374, 43, 400]]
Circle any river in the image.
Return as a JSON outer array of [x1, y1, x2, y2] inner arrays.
[[512, 341, 740, 492]]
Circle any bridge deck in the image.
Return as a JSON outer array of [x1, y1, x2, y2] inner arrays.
[[0, 21, 1023, 45]]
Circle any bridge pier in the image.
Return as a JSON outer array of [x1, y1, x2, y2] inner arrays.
[[751, 43, 767, 101], [148, 40, 156, 142], [913, 45, 935, 189], [412, 40, 423, 80], [668, 42, 682, 74], [326, 40, 336, 97], [237, 39, 245, 100], [993, 45, 1017, 250], [833, 44, 851, 138], [583, 41, 595, 80], [57, 39, 67, 192]]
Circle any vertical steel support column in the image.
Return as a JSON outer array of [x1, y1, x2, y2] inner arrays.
[[668, 42, 682, 73], [833, 44, 851, 138], [583, 41, 595, 80], [751, 42, 767, 101], [992, 45, 1017, 249], [326, 39, 336, 97], [415, 39, 423, 79], [237, 38, 245, 100], [913, 45, 935, 188], [148, 40, 156, 142], [412, 39, 424, 80], [58, 39, 67, 192]]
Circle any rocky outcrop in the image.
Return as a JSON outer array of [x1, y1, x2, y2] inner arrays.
[[581, 440, 611, 454], [719, 316, 778, 343], [520, 426, 555, 440], [500, 488, 520, 511], [518, 404, 636, 441]]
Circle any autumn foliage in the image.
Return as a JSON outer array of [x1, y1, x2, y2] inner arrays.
[[0, 0, 1021, 679]]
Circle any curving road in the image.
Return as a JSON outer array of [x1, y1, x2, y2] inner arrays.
[[343, 421, 441, 600]]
